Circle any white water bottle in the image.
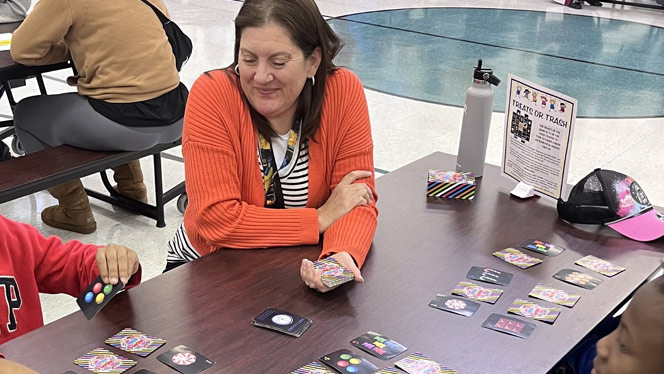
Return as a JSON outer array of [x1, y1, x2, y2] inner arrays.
[[456, 59, 500, 178]]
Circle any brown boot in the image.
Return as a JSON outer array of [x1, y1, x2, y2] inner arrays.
[[42, 179, 97, 234], [112, 160, 148, 203]]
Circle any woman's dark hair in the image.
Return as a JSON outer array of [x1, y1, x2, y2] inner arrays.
[[229, 0, 343, 139]]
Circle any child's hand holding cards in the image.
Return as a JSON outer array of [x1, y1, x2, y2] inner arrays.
[[313, 257, 355, 288], [76, 275, 124, 320]]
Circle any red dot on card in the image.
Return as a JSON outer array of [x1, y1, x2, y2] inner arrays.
[[337, 361, 349, 367], [93, 283, 102, 293]]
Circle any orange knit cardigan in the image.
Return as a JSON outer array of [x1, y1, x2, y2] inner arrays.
[[182, 68, 378, 267]]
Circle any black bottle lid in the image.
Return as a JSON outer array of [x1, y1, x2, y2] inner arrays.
[[473, 59, 501, 86]]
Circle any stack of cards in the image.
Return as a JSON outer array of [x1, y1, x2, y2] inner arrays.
[[493, 248, 543, 269], [76, 276, 124, 320], [529, 283, 581, 308], [105, 328, 166, 357], [508, 298, 562, 324], [350, 331, 407, 360], [74, 348, 137, 374], [575, 255, 625, 277], [451, 281, 503, 304], [520, 239, 566, 257], [429, 294, 480, 317], [313, 257, 355, 287], [374, 368, 401, 374], [481, 313, 536, 339], [251, 307, 313, 337], [156, 345, 215, 374], [394, 352, 456, 374], [553, 269, 602, 290], [320, 349, 378, 374]]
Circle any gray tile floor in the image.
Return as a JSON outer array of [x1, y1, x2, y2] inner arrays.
[[1, 0, 662, 325]]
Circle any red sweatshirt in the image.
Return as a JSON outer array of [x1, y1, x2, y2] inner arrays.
[[0, 216, 141, 346]]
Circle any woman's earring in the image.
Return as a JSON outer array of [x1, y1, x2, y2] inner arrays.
[[310, 76, 315, 86], [234, 64, 240, 75]]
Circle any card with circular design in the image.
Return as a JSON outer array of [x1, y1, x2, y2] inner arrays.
[[529, 283, 581, 308], [73, 348, 136, 374], [428, 294, 480, 317], [508, 298, 562, 324], [451, 281, 503, 304], [105, 328, 166, 357]]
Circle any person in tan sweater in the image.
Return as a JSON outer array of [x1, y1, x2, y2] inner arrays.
[[166, 0, 377, 292], [9, 0, 187, 234]]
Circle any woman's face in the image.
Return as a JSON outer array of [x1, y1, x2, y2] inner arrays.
[[238, 23, 320, 132]]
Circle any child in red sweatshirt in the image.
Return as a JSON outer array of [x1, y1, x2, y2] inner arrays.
[[0, 215, 142, 372]]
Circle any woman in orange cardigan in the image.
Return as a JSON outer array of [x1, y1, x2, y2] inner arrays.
[[166, 0, 377, 292]]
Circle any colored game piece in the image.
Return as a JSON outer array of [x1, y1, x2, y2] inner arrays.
[[575, 255, 625, 277], [394, 352, 456, 374], [451, 281, 503, 304], [529, 283, 581, 308], [312, 257, 354, 288], [74, 348, 136, 374], [105, 328, 166, 357], [76, 276, 124, 320], [493, 248, 543, 269], [508, 298, 562, 324], [350, 331, 407, 360]]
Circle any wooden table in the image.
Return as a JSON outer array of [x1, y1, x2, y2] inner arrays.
[[1, 152, 662, 373]]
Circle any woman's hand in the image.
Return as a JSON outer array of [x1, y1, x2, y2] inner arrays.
[[317, 170, 373, 233], [300, 252, 364, 293], [95, 244, 140, 285]]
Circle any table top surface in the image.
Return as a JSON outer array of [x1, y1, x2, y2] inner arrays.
[[2, 152, 662, 373]]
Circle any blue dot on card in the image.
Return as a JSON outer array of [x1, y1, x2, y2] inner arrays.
[[346, 366, 358, 373], [84, 291, 93, 303]]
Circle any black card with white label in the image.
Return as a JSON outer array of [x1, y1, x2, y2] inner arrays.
[[156, 345, 215, 374], [466, 266, 513, 286], [251, 307, 312, 337], [481, 313, 536, 339], [520, 239, 565, 257], [76, 275, 124, 320], [553, 269, 602, 290], [320, 349, 378, 374], [350, 331, 407, 360], [428, 294, 480, 317]]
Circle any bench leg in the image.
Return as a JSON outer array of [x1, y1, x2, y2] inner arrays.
[[153, 153, 166, 228]]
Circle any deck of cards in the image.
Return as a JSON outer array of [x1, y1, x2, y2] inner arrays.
[[313, 257, 355, 288], [251, 307, 312, 337]]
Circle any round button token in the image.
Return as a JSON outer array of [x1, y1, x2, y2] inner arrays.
[[336, 361, 349, 367], [339, 354, 352, 360], [95, 293, 105, 304], [103, 284, 113, 295], [84, 292, 94, 303], [346, 366, 359, 373], [92, 282, 102, 293], [349, 358, 361, 365]]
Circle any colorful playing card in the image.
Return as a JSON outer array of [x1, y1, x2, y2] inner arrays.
[[76, 276, 124, 320], [74, 348, 136, 374], [451, 281, 503, 304], [374, 368, 401, 374], [529, 283, 581, 308], [508, 298, 562, 324], [290, 361, 334, 374], [105, 328, 166, 357], [313, 257, 355, 288], [156, 345, 215, 374], [493, 248, 543, 269], [575, 255, 625, 277], [320, 349, 378, 374], [466, 266, 513, 286], [553, 269, 602, 290], [520, 239, 566, 257], [350, 331, 407, 360], [394, 352, 456, 374], [428, 294, 480, 317], [251, 307, 313, 337], [481, 313, 536, 339]]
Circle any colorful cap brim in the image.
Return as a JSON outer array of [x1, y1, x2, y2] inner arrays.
[[608, 209, 664, 242]]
